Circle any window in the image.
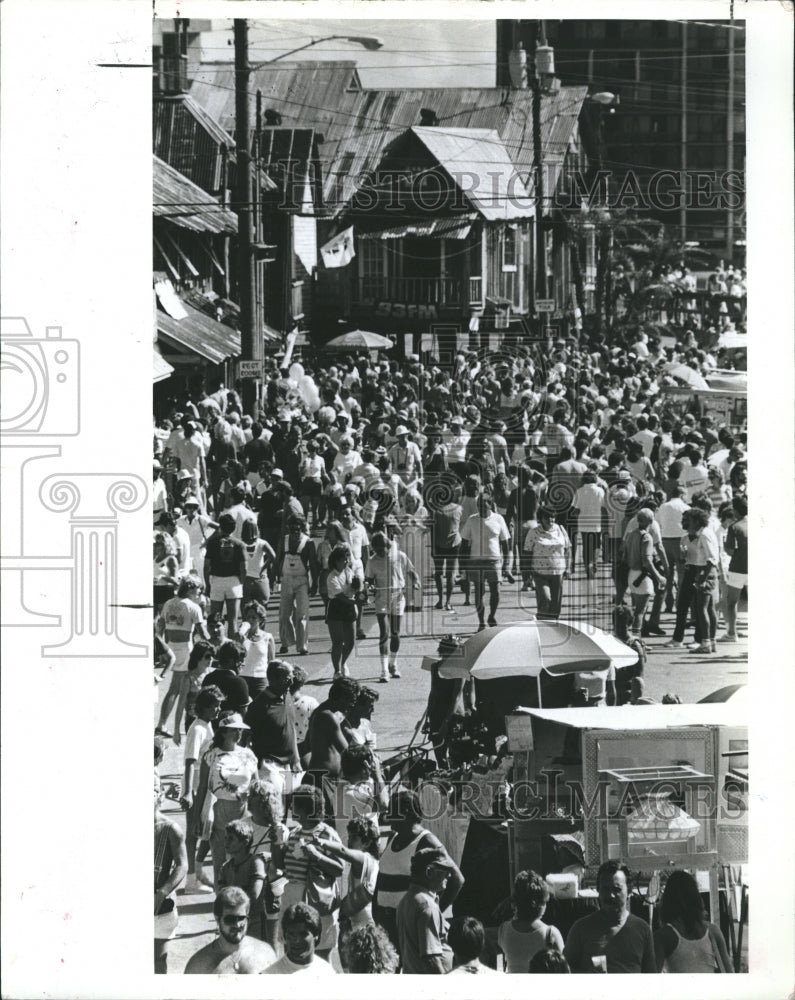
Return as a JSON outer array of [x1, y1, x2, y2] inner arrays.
[[502, 227, 517, 271]]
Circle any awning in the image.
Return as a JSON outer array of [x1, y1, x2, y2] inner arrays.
[[360, 217, 474, 241], [515, 703, 747, 731], [156, 301, 241, 365], [153, 155, 238, 234], [153, 347, 174, 383]]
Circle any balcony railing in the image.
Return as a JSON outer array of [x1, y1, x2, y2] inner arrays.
[[357, 276, 464, 307]]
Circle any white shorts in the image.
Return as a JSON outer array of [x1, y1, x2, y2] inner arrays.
[[210, 575, 244, 601], [168, 641, 191, 673], [374, 593, 406, 617], [629, 577, 655, 597], [725, 571, 748, 590]]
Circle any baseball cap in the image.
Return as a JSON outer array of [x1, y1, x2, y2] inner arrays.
[[412, 847, 455, 875], [617, 469, 632, 481], [271, 468, 284, 479]]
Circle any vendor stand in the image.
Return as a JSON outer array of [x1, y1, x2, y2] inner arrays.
[[504, 704, 747, 941], [660, 369, 747, 432]]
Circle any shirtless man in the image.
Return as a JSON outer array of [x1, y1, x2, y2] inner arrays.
[[301, 676, 360, 814], [184, 886, 276, 974]]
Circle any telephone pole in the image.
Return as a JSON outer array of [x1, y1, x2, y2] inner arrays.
[[234, 19, 260, 416]]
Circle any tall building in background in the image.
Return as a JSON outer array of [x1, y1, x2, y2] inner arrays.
[[498, 19, 746, 262]]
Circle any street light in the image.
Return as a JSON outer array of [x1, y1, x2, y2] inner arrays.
[[235, 27, 383, 416], [251, 34, 383, 69]]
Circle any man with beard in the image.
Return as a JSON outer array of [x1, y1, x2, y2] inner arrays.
[[184, 886, 276, 974], [564, 861, 655, 973]]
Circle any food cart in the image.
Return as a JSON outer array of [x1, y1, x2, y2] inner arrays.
[[660, 370, 747, 432], [505, 703, 748, 926]]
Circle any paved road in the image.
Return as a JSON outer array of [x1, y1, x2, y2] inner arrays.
[[154, 554, 747, 973]]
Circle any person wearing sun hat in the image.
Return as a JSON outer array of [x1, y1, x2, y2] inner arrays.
[[193, 710, 258, 887], [387, 425, 422, 488]]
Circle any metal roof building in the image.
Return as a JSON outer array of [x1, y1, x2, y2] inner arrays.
[[189, 63, 589, 217]]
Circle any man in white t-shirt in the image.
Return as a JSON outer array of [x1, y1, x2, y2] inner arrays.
[[678, 450, 709, 502], [655, 486, 689, 613], [177, 497, 217, 580], [572, 468, 606, 594], [262, 904, 337, 975], [460, 493, 510, 630], [630, 415, 656, 458]]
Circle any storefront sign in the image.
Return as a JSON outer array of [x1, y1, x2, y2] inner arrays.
[[238, 360, 263, 379], [374, 301, 440, 319]]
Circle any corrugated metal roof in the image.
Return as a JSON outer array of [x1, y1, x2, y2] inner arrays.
[[190, 62, 363, 137], [156, 299, 241, 364], [411, 126, 533, 220], [153, 94, 236, 195], [190, 68, 587, 218], [258, 127, 324, 210], [153, 155, 238, 234]]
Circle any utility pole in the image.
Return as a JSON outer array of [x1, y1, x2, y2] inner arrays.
[[680, 22, 688, 245], [234, 19, 260, 417], [726, 22, 735, 263], [532, 21, 549, 330]]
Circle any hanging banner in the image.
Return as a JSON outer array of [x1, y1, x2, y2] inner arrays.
[[320, 226, 355, 269]]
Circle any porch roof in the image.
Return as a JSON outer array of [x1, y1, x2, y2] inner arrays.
[[410, 126, 533, 220]]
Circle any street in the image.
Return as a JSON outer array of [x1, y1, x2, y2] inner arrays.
[[154, 550, 747, 973]]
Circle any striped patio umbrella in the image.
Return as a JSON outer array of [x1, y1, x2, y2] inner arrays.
[[324, 329, 394, 350], [437, 619, 638, 705]]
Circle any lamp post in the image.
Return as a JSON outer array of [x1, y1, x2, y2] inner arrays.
[[251, 34, 383, 69], [233, 26, 383, 414]]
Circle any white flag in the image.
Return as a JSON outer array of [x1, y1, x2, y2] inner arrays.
[[320, 226, 355, 269]]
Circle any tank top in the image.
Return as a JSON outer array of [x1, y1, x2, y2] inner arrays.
[[282, 534, 308, 579], [375, 829, 427, 909], [663, 925, 718, 973]]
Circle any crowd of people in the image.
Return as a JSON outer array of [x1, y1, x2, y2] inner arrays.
[[152, 317, 747, 973]]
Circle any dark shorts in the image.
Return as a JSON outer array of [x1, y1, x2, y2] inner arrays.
[[300, 479, 322, 498]]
